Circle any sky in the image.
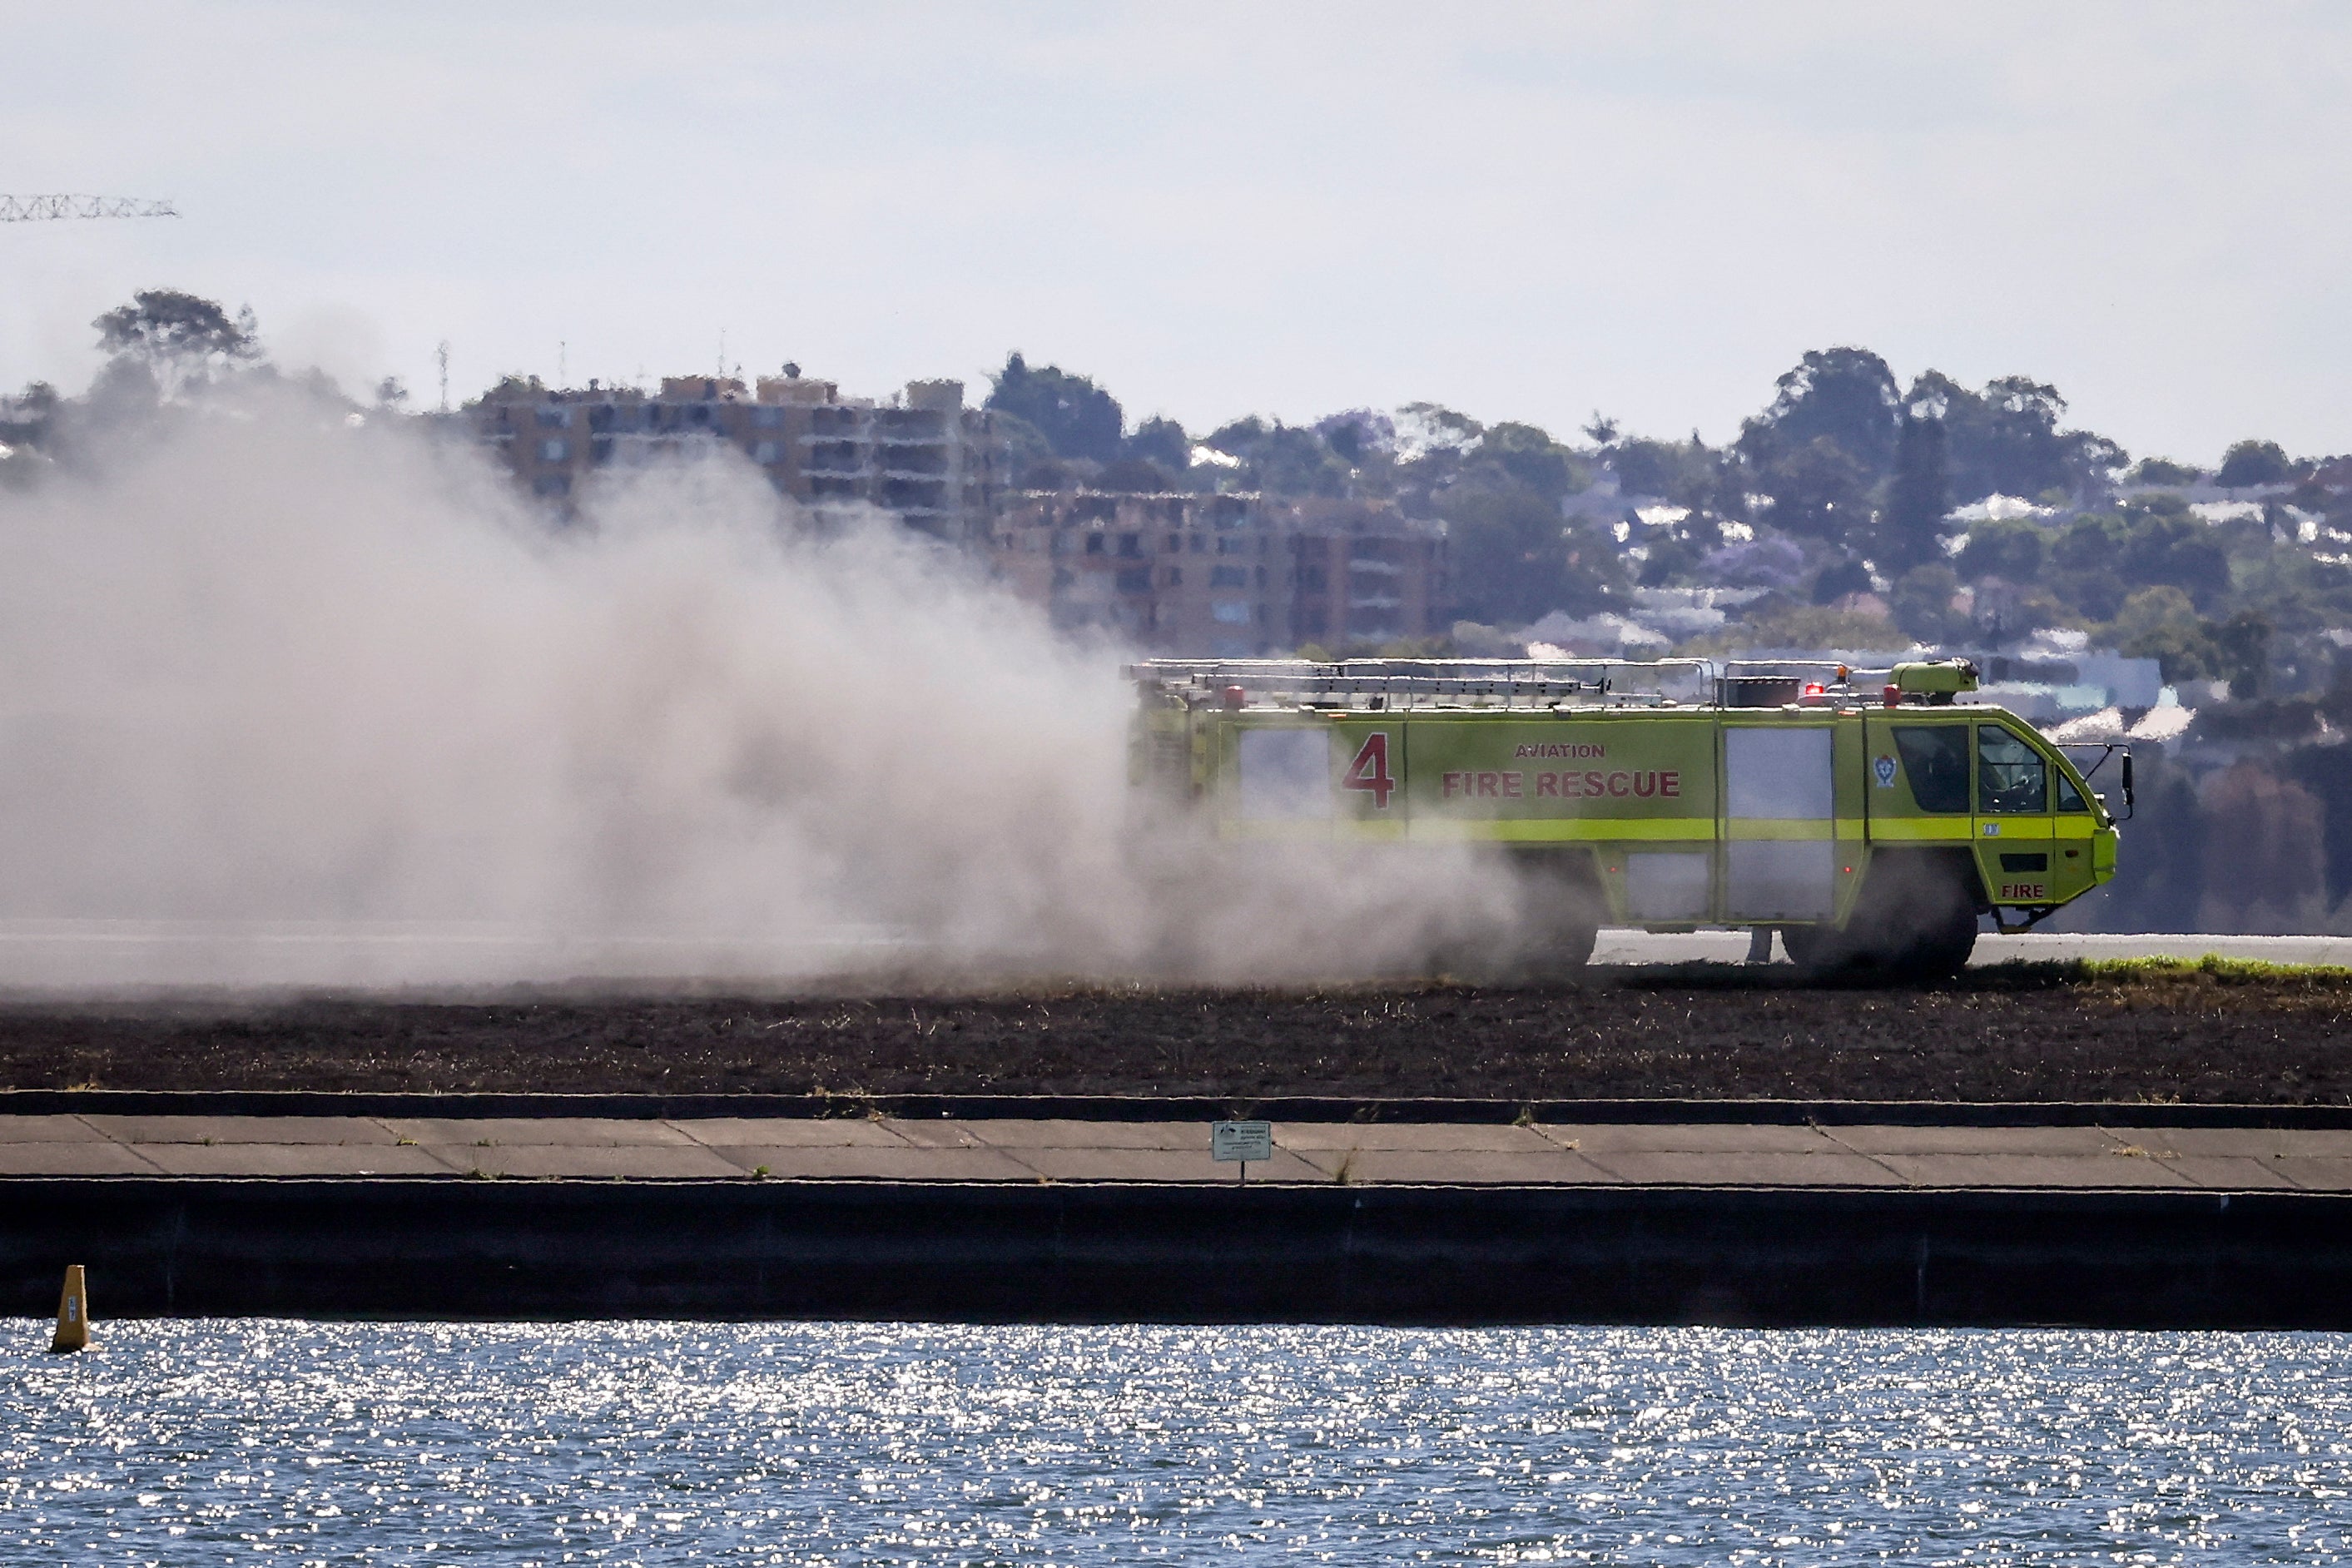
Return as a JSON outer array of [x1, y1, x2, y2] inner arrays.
[[3, 2, 2348, 463]]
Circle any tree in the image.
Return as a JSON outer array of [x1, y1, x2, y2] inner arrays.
[[2108, 587, 2220, 682], [1614, 437, 1705, 499], [1446, 490, 1621, 625], [90, 289, 261, 400], [1205, 419, 1351, 498], [1759, 435, 1875, 546], [2092, 751, 2204, 930], [1094, 457, 1173, 492], [2201, 762, 2322, 927], [2129, 456, 2202, 487], [983, 352, 1123, 463], [374, 376, 409, 410], [1580, 411, 1620, 447], [1954, 518, 2048, 584], [2216, 439, 2291, 489], [1314, 409, 1394, 466], [1878, 407, 1952, 573], [2047, 500, 2231, 620], [1476, 421, 1579, 501], [1122, 415, 1189, 472], [2214, 611, 2273, 700], [1913, 368, 2125, 503], [2116, 498, 2232, 611], [1888, 563, 1969, 646], [1809, 555, 1875, 605], [1739, 347, 1903, 475], [1395, 402, 1485, 461]]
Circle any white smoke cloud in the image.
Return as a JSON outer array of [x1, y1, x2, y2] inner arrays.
[[0, 385, 1528, 991]]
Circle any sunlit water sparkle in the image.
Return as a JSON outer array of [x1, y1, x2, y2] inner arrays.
[[5, 1321, 2350, 1564]]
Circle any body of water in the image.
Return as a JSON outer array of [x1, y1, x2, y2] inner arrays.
[[5, 1321, 2350, 1564]]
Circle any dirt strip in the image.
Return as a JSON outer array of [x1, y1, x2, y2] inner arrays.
[[2, 964, 2349, 1105]]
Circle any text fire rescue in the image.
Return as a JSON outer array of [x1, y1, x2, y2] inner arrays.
[[1441, 768, 1682, 801]]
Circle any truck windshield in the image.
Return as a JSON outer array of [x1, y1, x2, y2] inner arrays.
[[1978, 725, 2047, 813], [1892, 726, 1969, 813]]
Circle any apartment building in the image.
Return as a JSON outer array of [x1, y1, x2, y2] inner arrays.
[[468, 371, 1012, 540], [1283, 498, 1448, 648], [990, 492, 1447, 655]]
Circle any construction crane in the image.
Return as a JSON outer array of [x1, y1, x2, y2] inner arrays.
[[0, 195, 176, 223]]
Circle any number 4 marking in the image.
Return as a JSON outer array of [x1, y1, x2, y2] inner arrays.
[[1343, 732, 1396, 808]]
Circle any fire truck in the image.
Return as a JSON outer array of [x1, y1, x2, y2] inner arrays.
[[1127, 657, 2127, 976]]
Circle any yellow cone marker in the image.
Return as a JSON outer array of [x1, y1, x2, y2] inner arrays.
[[50, 1264, 90, 1354]]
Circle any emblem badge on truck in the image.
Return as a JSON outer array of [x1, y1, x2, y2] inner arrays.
[[1873, 754, 1897, 787]]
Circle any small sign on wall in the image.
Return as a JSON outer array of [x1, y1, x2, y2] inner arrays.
[[1212, 1119, 1273, 1182]]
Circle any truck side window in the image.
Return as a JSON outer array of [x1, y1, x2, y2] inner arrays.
[[2056, 772, 2088, 811], [1977, 725, 2047, 813], [1892, 727, 1969, 812]]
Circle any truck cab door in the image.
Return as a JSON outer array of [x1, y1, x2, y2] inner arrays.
[[2049, 760, 2103, 901], [1973, 722, 2055, 905]]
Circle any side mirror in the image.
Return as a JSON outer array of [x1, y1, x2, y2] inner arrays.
[[2121, 752, 2135, 810]]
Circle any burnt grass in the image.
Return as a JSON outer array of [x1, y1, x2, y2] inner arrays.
[[6, 963, 2352, 1105]]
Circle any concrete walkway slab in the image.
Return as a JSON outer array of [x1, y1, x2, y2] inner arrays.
[[2155, 1155, 2302, 1191], [0, 1141, 163, 1175], [426, 1144, 742, 1180], [2272, 1158, 2352, 1192], [886, 1120, 999, 1150], [1007, 1147, 1327, 1183], [1827, 1125, 2122, 1156], [960, 1119, 1214, 1151], [0, 1115, 111, 1144], [1274, 1124, 1560, 1154], [135, 1143, 456, 1177], [1290, 1149, 1618, 1185], [384, 1117, 699, 1148], [1575, 1149, 1908, 1187], [8, 1112, 2352, 1192], [78, 1114, 396, 1145], [1873, 1153, 2199, 1189], [672, 1118, 911, 1149], [1549, 1124, 1843, 1154], [2104, 1127, 2352, 1159], [704, 1144, 1038, 1182]]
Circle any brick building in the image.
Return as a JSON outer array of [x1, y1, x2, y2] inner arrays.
[[1283, 498, 1448, 648], [467, 372, 1012, 540], [990, 492, 1447, 655]]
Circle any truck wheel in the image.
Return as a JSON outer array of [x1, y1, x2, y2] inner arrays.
[[1511, 856, 1603, 977], [1790, 856, 1980, 980], [1888, 881, 1978, 979], [1850, 862, 1979, 980], [1780, 923, 1842, 971]]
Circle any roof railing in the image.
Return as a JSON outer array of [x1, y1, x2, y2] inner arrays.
[[1124, 657, 1719, 708]]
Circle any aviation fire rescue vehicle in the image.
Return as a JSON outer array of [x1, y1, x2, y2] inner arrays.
[[1127, 657, 2127, 976]]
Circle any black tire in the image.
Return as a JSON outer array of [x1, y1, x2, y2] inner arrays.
[[1780, 922, 1843, 971], [1509, 855, 1603, 978], [1885, 876, 1978, 978], [1791, 855, 1980, 981]]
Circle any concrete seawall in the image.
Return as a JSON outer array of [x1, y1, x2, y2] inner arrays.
[[11, 1096, 2352, 1328], [7, 1178, 2352, 1328]]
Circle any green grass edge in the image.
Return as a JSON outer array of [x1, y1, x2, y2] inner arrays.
[[2071, 954, 2352, 984]]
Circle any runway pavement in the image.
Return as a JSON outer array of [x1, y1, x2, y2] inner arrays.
[[0, 920, 2342, 992]]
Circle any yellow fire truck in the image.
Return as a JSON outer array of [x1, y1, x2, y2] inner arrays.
[[1128, 657, 2127, 976]]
